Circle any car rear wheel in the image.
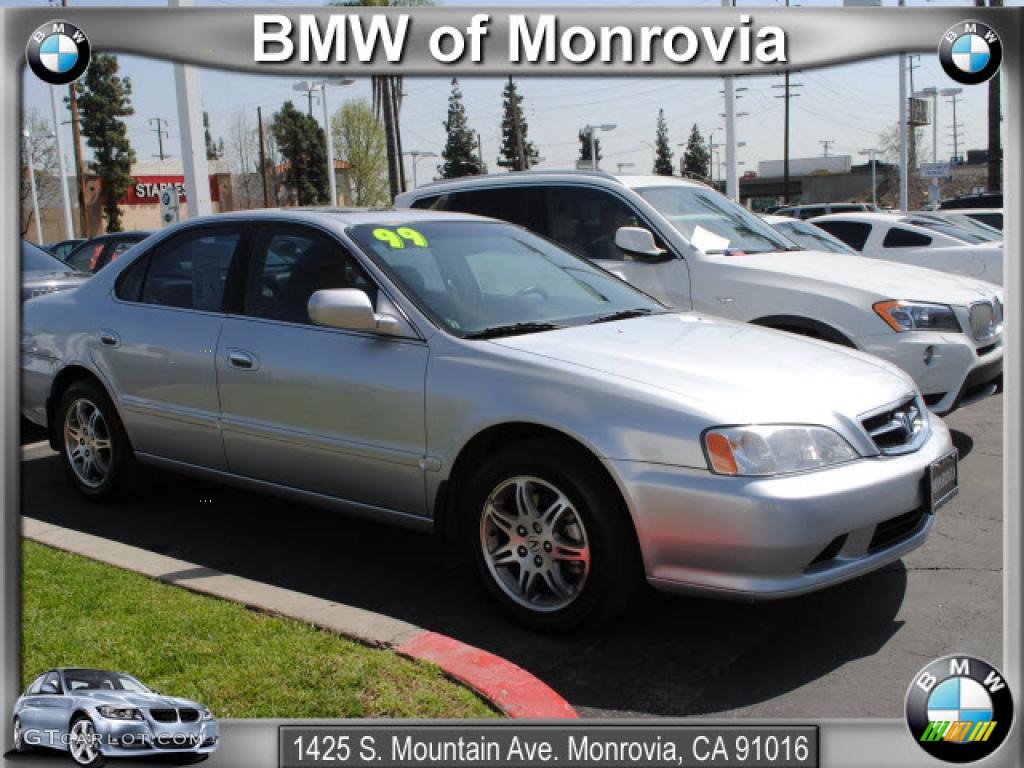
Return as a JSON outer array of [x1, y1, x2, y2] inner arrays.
[[68, 715, 105, 767], [466, 440, 640, 632], [13, 716, 28, 753], [57, 379, 135, 501]]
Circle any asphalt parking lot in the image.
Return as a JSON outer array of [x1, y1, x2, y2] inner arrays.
[[20, 394, 1002, 720]]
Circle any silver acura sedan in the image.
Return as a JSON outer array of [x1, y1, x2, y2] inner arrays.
[[12, 668, 217, 766], [21, 209, 958, 631]]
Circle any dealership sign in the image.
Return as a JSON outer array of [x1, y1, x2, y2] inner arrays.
[[123, 175, 219, 205]]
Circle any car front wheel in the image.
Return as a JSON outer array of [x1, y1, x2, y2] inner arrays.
[[13, 716, 28, 753], [57, 379, 135, 500], [68, 715, 105, 767], [466, 440, 640, 632]]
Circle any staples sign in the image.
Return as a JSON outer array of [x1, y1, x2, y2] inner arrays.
[[123, 176, 219, 205]]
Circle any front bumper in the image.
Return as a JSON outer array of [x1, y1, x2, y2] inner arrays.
[[94, 716, 220, 758], [608, 417, 952, 600], [858, 330, 1002, 415]]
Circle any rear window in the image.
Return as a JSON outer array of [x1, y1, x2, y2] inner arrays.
[[814, 220, 873, 251], [882, 227, 933, 248]]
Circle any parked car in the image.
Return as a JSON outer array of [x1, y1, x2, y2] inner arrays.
[[44, 238, 85, 260], [64, 231, 151, 274], [22, 240, 90, 302], [12, 668, 218, 766], [396, 172, 1003, 415], [939, 192, 1002, 211], [773, 202, 879, 220], [941, 208, 1003, 233], [22, 210, 958, 630], [762, 215, 858, 255], [909, 212, 1002, 243], [810, 212, 1003, 285]]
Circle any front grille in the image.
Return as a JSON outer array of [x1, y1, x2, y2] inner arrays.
[[179, 709, 200, 723], [969, 301, 999, 341], [869, 507, 927, 552], [861, 396, 926, 454], [149, 709, 178, 723]]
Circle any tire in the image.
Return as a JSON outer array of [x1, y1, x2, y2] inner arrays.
[[56, 378, 136, 501], [67, 715, 105, 767], [13, 716, 29, 754], [464, 439, 641, 632]]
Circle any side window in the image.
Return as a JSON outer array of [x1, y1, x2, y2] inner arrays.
[[243, 224, 378, 325], [882, 227, 933, 248], [140, 228, 241, 311], [26, 673, 47, 695], [41, 671, 61, 694], [547, 186, 644, 261], [442, 188, 546, 233], [410, 194, 442, 210], [107, 239, 139, 266], [66, 242, 104, 273], [814, 220, 872, 251]]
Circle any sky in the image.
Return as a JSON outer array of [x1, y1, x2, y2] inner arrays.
[[14, 0, 1016, 188]]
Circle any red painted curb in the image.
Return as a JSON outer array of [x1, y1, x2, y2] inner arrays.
[[396, 631, 578, 719]]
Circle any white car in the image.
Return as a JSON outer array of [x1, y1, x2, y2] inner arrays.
[[810, 212, 1003, 286], [940, 208, 1004, 235], [397, 172, 1003, 415], [762, 215, 858, 255]]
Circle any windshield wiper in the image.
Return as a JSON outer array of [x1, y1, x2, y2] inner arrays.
[[589, 308, 654, 324], [463, 321, 563, 340]]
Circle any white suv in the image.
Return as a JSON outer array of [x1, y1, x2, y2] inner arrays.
[[396, 172, 1003, 415]]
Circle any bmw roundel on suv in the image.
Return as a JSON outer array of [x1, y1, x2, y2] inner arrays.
[[22, 209, 958, 631], [12, 668, 218, 766], [397, 173, 1003, 416]]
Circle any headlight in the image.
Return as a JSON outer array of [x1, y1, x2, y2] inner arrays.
[[704, 425, 858, 476], [874, 300, 961, 332], [201, 707, 214, 721], [97, 705, 142, 720]]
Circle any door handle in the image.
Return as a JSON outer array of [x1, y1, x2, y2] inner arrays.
[[227, 350, 257, 370], [98, 330, 120, 347]]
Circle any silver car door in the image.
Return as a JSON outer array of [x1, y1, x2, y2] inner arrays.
[[216, 222, 430, 517], [34, 672, 71, 734], [92, 225, 245, 470], [18, 674, 47, 735]]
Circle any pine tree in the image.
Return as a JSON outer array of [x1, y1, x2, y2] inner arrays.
[[439, 79, 484, 179], [272, 100, 329, 205], [578, 129, 602, 167], [204, 111, 223, 161], [653, 109, 674, 176], [681, 123, 710, 180], [497, 78, 538, 172], [75, 54, 136, 232]]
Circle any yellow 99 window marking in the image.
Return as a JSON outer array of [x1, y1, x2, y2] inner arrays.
[[373, 227, 430, 248]]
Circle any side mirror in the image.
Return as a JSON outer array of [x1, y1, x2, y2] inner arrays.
[[614, 227, 671, 262], [307, 289, 400, 335], [41, 682, 59, 694]]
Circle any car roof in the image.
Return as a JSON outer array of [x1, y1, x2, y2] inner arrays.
[[397, 170, 708, 197], [809, 211, 910, 223], [180, 207, 501, 228], [87, 231, 151, 240]]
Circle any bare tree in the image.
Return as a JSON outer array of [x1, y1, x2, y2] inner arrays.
[[227, 108, 260, 209], [21, 108, 59, 238]]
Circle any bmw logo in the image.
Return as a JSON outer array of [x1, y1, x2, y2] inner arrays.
[[26, 21, 90, 86], [906, 655, 1014, 763], [939, 21, 1002, 85]]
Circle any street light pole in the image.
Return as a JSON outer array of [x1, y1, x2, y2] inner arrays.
[[914, 87, 939, 205], [49, 87, 74, 240], [296, 79, 355, 206], [403, 150, 437, 189], [583, 124, 616, 171], [859, 148, 881, 208]]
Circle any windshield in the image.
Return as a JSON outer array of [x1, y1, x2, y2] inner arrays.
[[63, 669, 151, 693], [774, 220, 857, 255], [21, 241, 70, 273], [937, 215, 1002, 242], [635, 185, 793, 254], [348, 220, 665, 338], [902, 216, 984, 244]]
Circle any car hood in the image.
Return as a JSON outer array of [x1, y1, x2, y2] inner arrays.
[[79, 690, 204, 711], [714, 250, 999, 305], [490, 313, 915, 423]]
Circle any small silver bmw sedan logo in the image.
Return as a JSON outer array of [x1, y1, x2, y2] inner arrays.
[[26, 21, 90, 85], [939, 21, 1002, 85]]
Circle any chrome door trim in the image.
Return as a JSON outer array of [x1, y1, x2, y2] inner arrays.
[[221, 312, 428, 347]]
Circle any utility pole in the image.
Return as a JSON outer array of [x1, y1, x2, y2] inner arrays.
[[63, 0, 89, 237], [907, 55, 920, 170], [944, 88, 963, 162], [148, 117, 170, 161], [476, 131, 484, 171], [859, 148, 881, 208], [772, 72, 802, 203], [819, 139, 834, 157], [23, 127, 44, 244], [986, 0, 1003, 191], [257, 105, 269, 207], [381, 76, 401, 199]]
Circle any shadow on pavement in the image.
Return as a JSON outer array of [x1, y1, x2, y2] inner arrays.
[[21, 450, 908, 718], [950, 429, 975, 461]]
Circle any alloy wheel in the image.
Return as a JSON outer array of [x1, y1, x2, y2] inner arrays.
[[13, 717, 22, 751], [64, 398, 112, 489], [69, 718, 98, 765], [479, 476, 591, 613]]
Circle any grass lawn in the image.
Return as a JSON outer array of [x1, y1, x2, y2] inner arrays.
[[22, 541, 497, 719]]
